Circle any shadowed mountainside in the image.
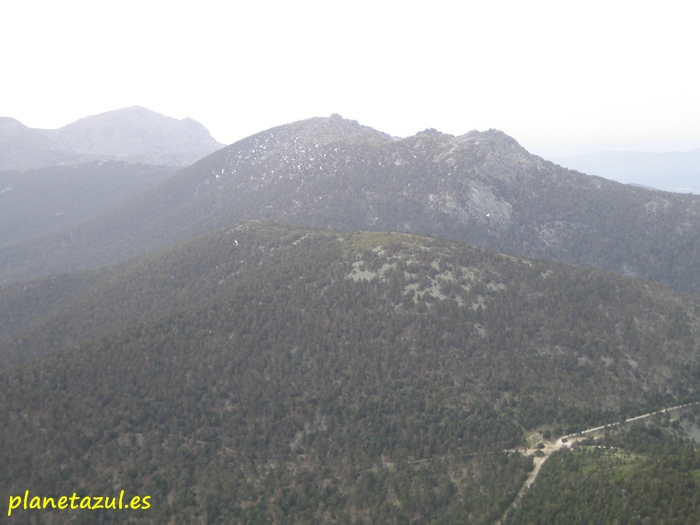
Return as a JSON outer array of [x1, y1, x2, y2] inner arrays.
[[0, 161, 176, 248]]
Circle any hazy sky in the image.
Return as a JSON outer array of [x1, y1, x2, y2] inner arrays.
[[1, 0, 698, 158]]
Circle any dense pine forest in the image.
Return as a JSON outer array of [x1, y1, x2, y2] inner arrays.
[[2, 223, 700, 523]]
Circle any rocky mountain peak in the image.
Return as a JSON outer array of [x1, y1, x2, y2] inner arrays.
[[213, 115, 393, 173], [45, 106, 224, 166]]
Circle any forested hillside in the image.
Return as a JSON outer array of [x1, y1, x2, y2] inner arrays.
[[2, 223, 700, 523], [2, 115, 699, 298]]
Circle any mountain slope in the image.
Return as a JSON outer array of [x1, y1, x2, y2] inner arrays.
[[2, 115, 699, 297], [1, 223, 700, 523]]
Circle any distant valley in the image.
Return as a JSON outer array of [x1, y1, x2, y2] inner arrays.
[[555, 148, 700, 194]]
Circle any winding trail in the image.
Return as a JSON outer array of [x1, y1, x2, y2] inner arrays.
[[494, 401, 700, 525]]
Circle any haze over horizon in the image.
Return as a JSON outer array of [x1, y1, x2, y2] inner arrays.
[[1, 0, 699, 159]]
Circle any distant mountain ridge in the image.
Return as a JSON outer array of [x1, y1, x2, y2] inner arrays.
[[0, 106, 224, 170], [2, 114, 699, 297]]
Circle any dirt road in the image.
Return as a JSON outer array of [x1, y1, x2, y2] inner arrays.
[[494, 401, 700, 525]]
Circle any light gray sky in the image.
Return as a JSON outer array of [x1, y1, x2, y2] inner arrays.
[[2, 0, 698, 158]]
